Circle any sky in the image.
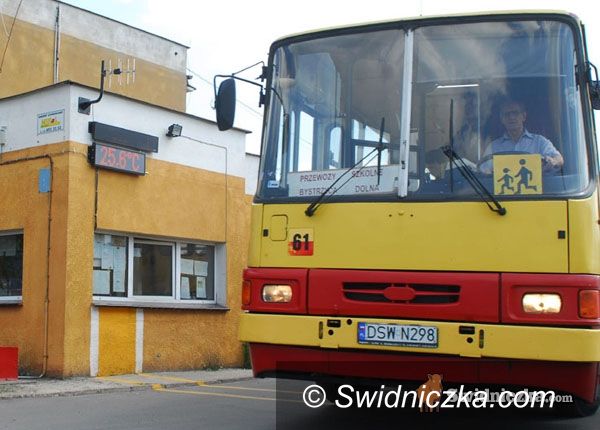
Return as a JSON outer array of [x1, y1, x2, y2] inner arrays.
[[63, 0, 600, 154]]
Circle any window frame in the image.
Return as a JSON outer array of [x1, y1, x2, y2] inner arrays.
[[130, 238, 176, 300], [0, 230, 24, 303], [93, 232, 225, 307]]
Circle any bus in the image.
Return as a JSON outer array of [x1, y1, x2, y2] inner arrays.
[[216, 11, 600, 415]]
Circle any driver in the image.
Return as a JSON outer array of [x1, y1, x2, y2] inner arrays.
[[479, 100, 563, 174]]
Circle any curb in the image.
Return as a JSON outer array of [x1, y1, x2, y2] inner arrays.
[[0, 384, 149, 400], [0, 372, 254, 400]]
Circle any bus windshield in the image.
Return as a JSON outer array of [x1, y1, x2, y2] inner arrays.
[[257, 18, 591, 202]]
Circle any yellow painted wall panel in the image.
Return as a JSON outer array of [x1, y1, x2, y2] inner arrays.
[[0, 16, 186, 111], [0, 157, 54, 375], [143, 309, 242, 371], [62, 153, 96, 376], [96, 159, 242, 242], [98, 308, 136, 376], [0, 17, 54, 98], [44, 151, 70, 377]]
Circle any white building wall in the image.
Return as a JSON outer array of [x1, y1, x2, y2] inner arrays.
[[0, 83, 251, 186], [0, 0, 187, 73], [244, 153, 260, 196]]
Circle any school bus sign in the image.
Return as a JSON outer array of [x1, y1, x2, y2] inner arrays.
[[493, 154, 542, 195]]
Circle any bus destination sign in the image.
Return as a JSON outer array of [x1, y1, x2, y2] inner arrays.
[[88, 142, 146, 175]]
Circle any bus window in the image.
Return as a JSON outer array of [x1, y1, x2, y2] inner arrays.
[[410, 20, 590, 198], [351, 119, 390, 167], [329, 126, 341, 169], [261, 28, 404, 199], [297, 111, 315, 172]]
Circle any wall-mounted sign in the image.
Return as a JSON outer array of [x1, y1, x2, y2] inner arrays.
[[88, 142, 146, 175], [37, 109, 64, 135], [88, 122, 158, 152]]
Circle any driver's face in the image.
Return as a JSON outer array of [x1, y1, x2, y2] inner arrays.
[[501, 103, 526, 134]]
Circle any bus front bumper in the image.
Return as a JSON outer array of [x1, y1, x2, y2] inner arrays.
[[239, 313, 600, 362], [240, 313, 600, 402]]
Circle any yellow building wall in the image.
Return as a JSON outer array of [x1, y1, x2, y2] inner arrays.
[[0, 15, 186, 111], [143, 310, 240, 371], [62, 146, 97, 376], [97, 157, 251, 373], [96, 159, 232, 242], [0, 143, 90, 376], [141, 190, 253, 371], [0, 155, 51, 374], [0, 141, 251, 376], [0, 16, 54, 98]]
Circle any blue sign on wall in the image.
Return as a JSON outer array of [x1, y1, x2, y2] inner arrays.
[[38, 168, 51, 193]]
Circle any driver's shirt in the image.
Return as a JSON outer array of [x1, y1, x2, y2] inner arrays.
[[483, 129, 561, 158], [479, 129, 561, 173]]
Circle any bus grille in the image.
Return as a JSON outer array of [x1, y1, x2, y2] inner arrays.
[[343, 283, 460, 304]]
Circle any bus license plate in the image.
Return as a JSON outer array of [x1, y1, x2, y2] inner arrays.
[[357, 322, 438, 348]]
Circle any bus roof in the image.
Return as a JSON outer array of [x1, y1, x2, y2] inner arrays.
[[272, 10, 580, 45]]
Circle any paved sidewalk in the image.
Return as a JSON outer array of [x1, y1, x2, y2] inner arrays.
[[0, 368, 253, 399]]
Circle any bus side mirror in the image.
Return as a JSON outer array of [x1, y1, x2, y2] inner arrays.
[[591, 80, 600, 110], [216, 78, 236, 131]]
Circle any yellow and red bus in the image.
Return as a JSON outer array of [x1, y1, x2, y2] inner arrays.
[[217, 11, 600, 415]]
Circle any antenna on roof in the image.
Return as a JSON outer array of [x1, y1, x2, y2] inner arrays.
[[78, 59, 135, 115], [127, 58, 136, 85], [107, 57, 136, 89], [78, 59, 139, 114]]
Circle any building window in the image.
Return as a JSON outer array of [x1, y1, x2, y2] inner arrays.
[[93, 233, 222, 304], [180, 243, 214, 300], [0, 233, 23, 299], [93, 234, 127, 297], [133, 241, 173, 297]]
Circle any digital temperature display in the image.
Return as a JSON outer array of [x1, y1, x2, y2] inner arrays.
[[88, 142, 146, 175]]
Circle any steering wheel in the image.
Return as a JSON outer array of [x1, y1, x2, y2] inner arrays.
[[476, 150, 535, 174], [476, 151, 532, 168]]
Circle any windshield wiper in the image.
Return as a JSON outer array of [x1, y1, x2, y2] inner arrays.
[[442, 99, 505, 216], [442, 145, 506, 216], [305, 118, 386, 217]]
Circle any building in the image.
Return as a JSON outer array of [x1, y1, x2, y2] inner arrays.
[[0, 0, 189, 110], [0, 0, 258, 377]]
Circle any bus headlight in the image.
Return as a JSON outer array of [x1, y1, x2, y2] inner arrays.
[[262, 285, 292, 303], [522, 293, 562, 314]]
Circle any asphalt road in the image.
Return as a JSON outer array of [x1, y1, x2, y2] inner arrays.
[[0, 378, 598, 430]]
